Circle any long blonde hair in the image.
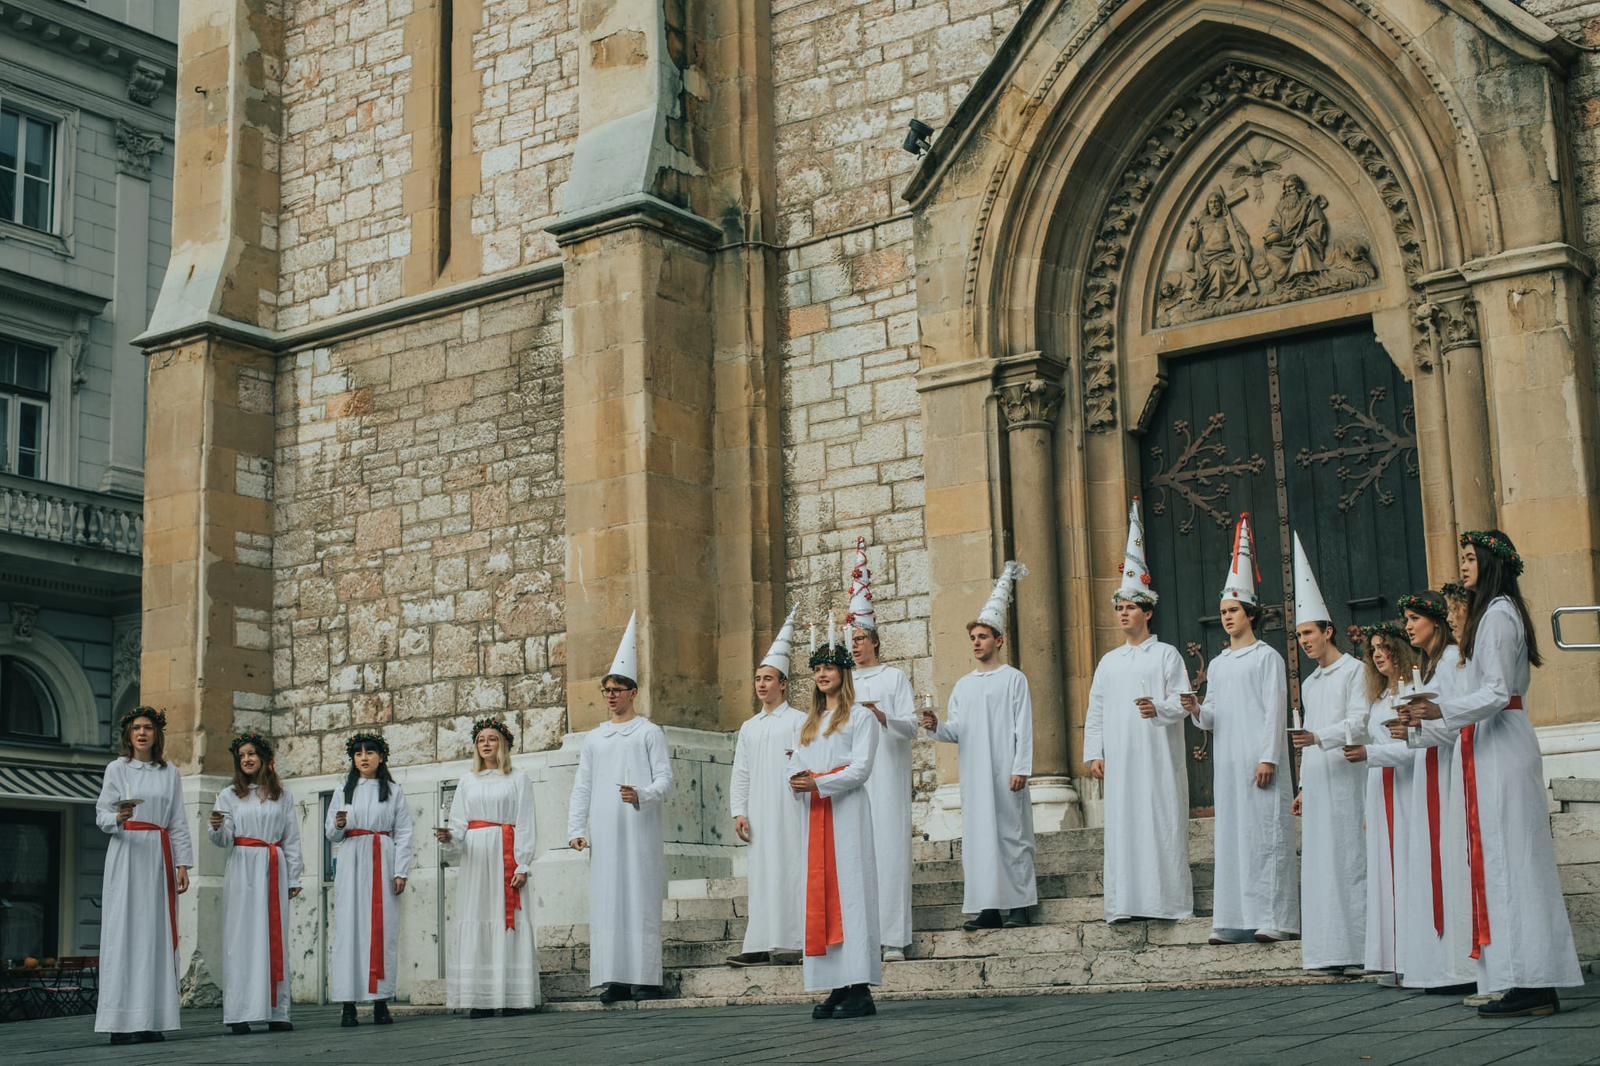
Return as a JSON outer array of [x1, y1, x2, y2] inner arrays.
[[800, 669, 856, 746], [472, 732, 514, 774]]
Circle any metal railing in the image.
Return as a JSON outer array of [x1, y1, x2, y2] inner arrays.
[[0, 473, 142, 557], [1552, 606, 1600, 651]]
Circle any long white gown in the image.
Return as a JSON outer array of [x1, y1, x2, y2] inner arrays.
[[444, 768, 539, 1009], [1197, 640, 1299, 938], [788, 704, 881, 992], [729, 703, 808, 954], [566, 716, 673, 988], [855, 663, 918, 948], [1361, 691, 1409, 977], [94, 757, 194, 1034], [1082, 636, 1194, 922], [934, 664, 1037, 912], [1439, 597, 1583, 992], [325, 778, 415, 1002], [1408, 645, 1475, 989], [209, 784, 305, 1024], [1298, 653, 1369, 968]]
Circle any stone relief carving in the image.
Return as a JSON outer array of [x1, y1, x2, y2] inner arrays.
[[113, 622, 142, 698], [126, 59, 166, 106], [996, 378, 1064, 431], [115, 120, 164, 179], [11, 603, 39, 642], [1413, 294, 1479, 370]]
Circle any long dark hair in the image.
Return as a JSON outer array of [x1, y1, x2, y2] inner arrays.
[[232, 740, 284, 800], [342, 739, 394, 804], [117, 708, 167, 769], [1462, 532, 1543, 668]]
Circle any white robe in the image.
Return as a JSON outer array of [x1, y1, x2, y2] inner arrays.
[[1298, 653, 1369, 968], [1197, 640, 1299, 937], [1082, 636, 1194, 922], [93, 758, 194, 1034], [1361, 693, 1408, 976], [208, 784, 305, 1024], [788, 704, 881, 991], [444, 769, 540, 1008], [729, 703, 808, 954], [566, 716, 673, 988], [934, 664, 1037, 912], [855, 663, 918, 947], [325, 778, 415, 1002], [1439, 597, 1583, 992]]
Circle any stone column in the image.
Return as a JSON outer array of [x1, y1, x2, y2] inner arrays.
[[1417, 279, 1494, 537]]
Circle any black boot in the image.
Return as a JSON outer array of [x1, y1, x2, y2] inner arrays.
[[1003, 908, 1032, 928], [834, 984, 877, 1019], [228, 1023, 252, 1035], [962, 909, 1003, 932], [597, 983, 633, 1006], [373, 1000, 392, 1025], [630, 985, 663, 1001], [812, 985, 851, 1019], [135, 1031, 164, 1042], [341, 1003, 359, 1027], [467, 1008, 495, 1019], [109, 1033, 136, 1045], [267, 1021, 294, 1032], [1478, 987, 1559, 1018], [1423, 982, 1477, 996]]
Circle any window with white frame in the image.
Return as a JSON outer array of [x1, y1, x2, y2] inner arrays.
[[0, 338, 50, 479], [0, 105, 57, 233]]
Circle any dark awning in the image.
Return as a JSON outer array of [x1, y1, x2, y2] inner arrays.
[[0, 763, 102, 804]]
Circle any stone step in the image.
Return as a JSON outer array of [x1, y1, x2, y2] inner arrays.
[[912, 819, 1220, 864]]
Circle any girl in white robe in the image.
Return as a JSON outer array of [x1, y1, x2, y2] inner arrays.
[[325, 732, 414, 1024], [440, 718, 540, 1015], [207, 733, 305, 1034], [1295, 648, 1368, 971], [94, 708, 193, 1043]]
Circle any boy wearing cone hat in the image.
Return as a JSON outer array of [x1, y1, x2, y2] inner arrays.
[[1083, 500, 1195, 924]]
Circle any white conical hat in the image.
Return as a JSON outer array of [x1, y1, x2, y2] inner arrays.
[[1291, 531, 1332, 625], [760, 606, 798, 676], [845, 536, 877, 631], [976, 561, 1028, 635], [607, 611, 639, 685], [1114, 497, 1158, 606], [1219, 513, 1260, 606]]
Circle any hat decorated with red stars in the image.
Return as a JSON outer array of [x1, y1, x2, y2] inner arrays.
[[845, 537, 877, 632]]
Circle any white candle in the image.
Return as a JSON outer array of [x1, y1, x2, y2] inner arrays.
[[438, 801, 448, 827], [1411, 665, 1423, 692], [1343, 719, 1354, 747], [1292, 705, 1303, 731], [827, 612, 836, 648], [1139, 678, 1150, 699], [810, 624, 818, 649]]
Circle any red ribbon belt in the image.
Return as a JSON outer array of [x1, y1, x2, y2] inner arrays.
[[1462, 695, 1524, 959], [345, 829, 391, 992], [467, 821, 521, 930], [234, 837, 287, 1005], [124, 821, 178, 954], [1382, 768, 1396, 960], [1425, 748, 1444, 937], [805, 767, 849, 957]]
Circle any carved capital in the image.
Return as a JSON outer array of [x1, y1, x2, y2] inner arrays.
[[1412, 291, 1479, 372], [127, 60, 166, 106], [113, 621, 142, 696], [996, 378, 1064, 432], [115, 120, 164, 179], [10, 603, 39, 642]]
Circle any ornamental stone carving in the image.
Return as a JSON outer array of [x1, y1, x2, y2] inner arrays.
[[10, 603, 39, 642], [113, 622, 142, 697], [126, 60, 166, 106], [115, 120, 164, 180], [996, 378, 1064, 432]]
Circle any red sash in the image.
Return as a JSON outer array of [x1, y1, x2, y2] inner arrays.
[[1382, 768, 1396, 962], [1461, 694, 1523, 959], [467, 821, 521, 930], [345, 829, 391, 992], [804, 767, 849, 957], [234, 837, 287, 1005], [1424, 748, 1444, 937], [124, 821, 178, 954]]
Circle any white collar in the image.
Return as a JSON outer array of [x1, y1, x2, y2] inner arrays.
[[600, 716, 647, 737]]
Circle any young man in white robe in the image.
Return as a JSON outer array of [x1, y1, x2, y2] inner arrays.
[[920, 562, 1037, 930], [1184, 514, 1299, 945], [845, 539, 918, 962], [567, 612, 675, 1005], [1083, 499, 1194, 924], [726, 609, 808, 967], [1285, 533, 1368, 973]]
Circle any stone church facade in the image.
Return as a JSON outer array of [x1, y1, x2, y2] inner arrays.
[[137, 0, 1600, 1000]]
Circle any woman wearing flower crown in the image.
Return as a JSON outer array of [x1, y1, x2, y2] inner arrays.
[[326, 732, 414, 1026], [93, 707, 194, 1044], [1406, 532, 1583, 1017], [434, 716, 539, 1016], [207, 732, 305, 1035]]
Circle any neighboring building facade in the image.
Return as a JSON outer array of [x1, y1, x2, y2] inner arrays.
[[0, 0, 176, 964], [139, 0, 1600, 1002]]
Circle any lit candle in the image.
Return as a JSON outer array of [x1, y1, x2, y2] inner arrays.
[[1410, 665, 1423, 693], [828, 612, 836, 648], [1292, 704, 1303, 731]]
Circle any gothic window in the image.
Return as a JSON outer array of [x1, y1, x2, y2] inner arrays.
[[0, 338, 50, 479], [0, 656, 60, 742], [0, 105, 58, 233]]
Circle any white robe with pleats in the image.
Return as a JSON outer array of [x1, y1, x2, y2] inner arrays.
[[209, 785, 305, 1024], [1298, 653, 1369, 968], [444, 769, 540, 1009], [325, 778, 415, 1002]]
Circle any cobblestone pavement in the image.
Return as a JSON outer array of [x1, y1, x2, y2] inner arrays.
[[11, 975, 1598, 1065]]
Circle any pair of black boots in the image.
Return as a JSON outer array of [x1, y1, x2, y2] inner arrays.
[[1478, 987, 1561, 1018], [467, 1006, 531, 1018], [812, 983, 875, 1019], [228, 1020, 293, 1034], [962, 908, 1028, 931], [341, 1000, 393, 1026], [107, 1031, 164, 1044], [598, 983, 663, 1005]]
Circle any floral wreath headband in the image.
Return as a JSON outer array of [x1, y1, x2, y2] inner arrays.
[[346, 732, 389, 759], [808, 643, 854, 671], [1361, 620, 1408, 645], [1440, 581, 1469, 602], [1460, 530, 1524, 577], [1396, 592, 1448, 625], [472, 716, 515, 746], [120, 706, 167, 731], [229, 731, 274, 758]]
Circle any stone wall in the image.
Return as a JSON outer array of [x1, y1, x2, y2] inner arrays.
[[267, 288, 567, 776]]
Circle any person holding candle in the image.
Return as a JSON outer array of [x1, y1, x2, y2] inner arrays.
[[1286, 533, 1368, 974], [1405, 534, 1583, 1017], [326, 731, 414, 1026], [844, 538, 919, 962], [567, 612, 674, 1005], [94, 707, 194, 1044], [920, 562, 1038, 931], [207, 733, 305, 1035], [726, 608, 809, 967], [789, 629, 881, 1019], [1082, 499, 1194, 925], [437, 715, 540, 1016], [1185, 514, 1298, 946]]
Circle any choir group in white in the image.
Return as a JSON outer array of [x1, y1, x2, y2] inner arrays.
[[89, 512, 1583, 1041]]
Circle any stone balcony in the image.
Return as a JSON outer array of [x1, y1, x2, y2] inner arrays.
[[0, 472, 142, 606]]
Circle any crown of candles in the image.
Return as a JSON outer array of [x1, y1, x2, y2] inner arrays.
[[806, 610, 855, 670]]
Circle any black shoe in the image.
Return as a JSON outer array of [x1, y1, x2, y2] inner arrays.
[[726, 951, 770, 967], [467, 1008, 495, 1019], [962, 909, 1003, 932], [229, 1023, 252, 1035], [109, 1033, 137, 1045], [267, 1021, 294, 1032], [1003, 908, 1031, 928], [630, 985, 663, 1001], [833, 984, 877, 1019], [1424, 982, 1478, 996], [135, 1031, 164, 1042], [373, 1000, 392, 1024], [1478, 987, 1559, 1018], [598, 983, 633, 1006], [812, 986, 851, 1019], [499, 1008, 527, 1017]]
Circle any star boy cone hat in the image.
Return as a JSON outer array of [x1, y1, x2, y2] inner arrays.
[[607, 611, 639, 684], [760, 606, 799, 676], [1291, 531, 1332, 624], [1114, 497, 1158, 606], [976, 561, 1028, 635], [1219, 513, 1261, 607], [845, 537, 877, 631]]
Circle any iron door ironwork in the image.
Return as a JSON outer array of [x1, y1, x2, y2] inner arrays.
[[1137, 321, 1425, 812]]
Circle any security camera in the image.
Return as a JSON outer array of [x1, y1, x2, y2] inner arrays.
[[902, 119, 934, 157]]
